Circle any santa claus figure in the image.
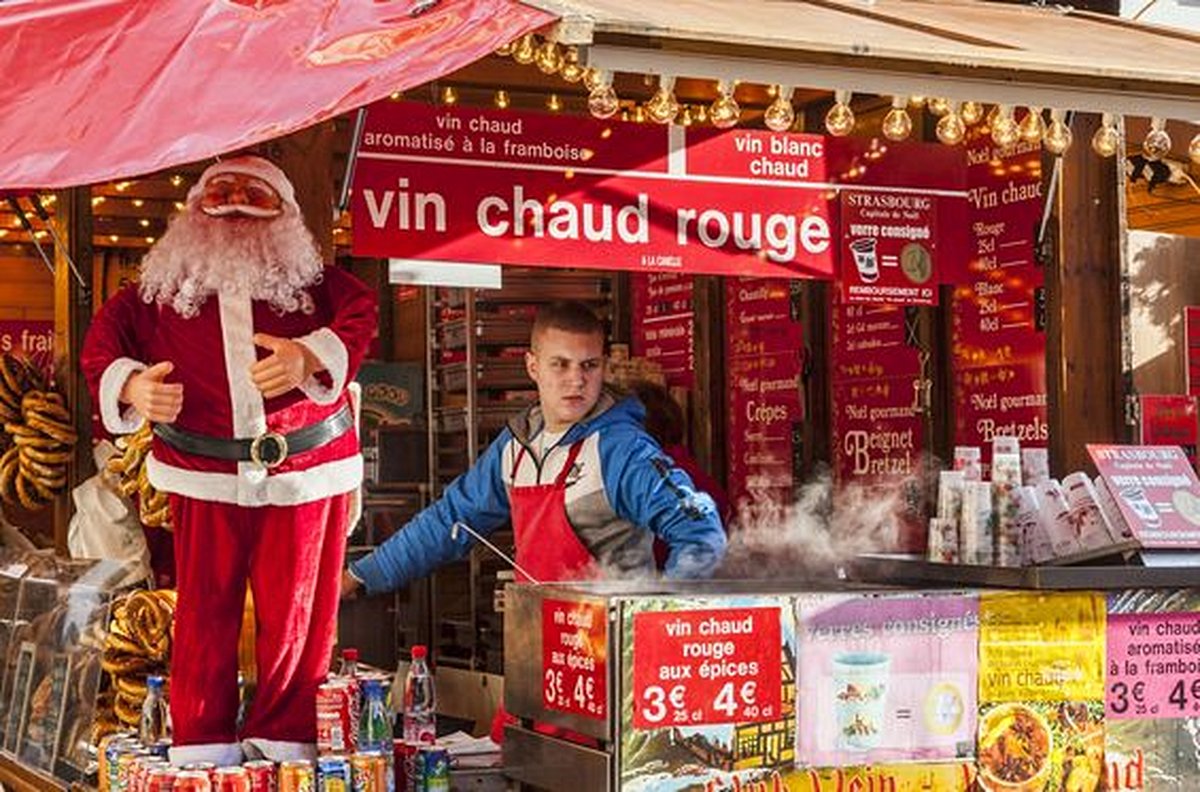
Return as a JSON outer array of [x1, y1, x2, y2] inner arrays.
[[82, 155, 377, 764]]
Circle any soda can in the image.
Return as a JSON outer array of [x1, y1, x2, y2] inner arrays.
[[173, 770, 214, 792], [117, 748, 152, 792], [415, 747, 449, 792], [244, 760, 278, 792], [146, 767, 181, 792], [316, 681, 357, 754], [316, 755, 353, 792], [278, 760, 315, 792], [100, 733, 136, 792], [393, 740, 419, 792], [350, 752, 389, 792], [132, 757, 169, 792], [213, 766, 252, 792]]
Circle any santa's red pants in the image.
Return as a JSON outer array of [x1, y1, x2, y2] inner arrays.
[[168, 492, 348, 763]]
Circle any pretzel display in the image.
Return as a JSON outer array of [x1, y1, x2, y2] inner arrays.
[[97, 589, 176, 728], [0, 356, 76, 514], [106, 424, 173, 530]]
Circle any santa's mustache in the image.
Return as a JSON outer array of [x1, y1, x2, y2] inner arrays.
[[200, 203, 282, 219]]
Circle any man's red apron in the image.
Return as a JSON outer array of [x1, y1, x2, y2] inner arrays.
[[492, 440, 597, 743]]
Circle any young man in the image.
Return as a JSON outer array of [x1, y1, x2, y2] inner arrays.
[[342, 301, 726, 596], [82, 155, 377, 765]]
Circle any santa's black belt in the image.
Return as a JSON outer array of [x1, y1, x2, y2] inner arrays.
[[152, 405, 353, 469]]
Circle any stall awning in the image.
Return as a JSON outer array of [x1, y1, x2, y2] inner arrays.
[[531, 0, 1200, 120], [0, 0, 553, 191]]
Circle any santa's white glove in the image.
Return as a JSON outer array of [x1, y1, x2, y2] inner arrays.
[[250, 333, 321, 399], [121, 361, 184, 424]]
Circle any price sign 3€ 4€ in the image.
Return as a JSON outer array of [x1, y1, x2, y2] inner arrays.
[[542, 599, 608, 720], [632, 607, 782, 729]]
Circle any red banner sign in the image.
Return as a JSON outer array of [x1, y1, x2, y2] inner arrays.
[[952, 128, 1048, 464], [1089, 444, 1200, 549], [725, 279, 803, 509], [839, 190, 937, 305], [541, 598, 607, 720], [631, 607, 782, 730], [1186, 307, 1200, 397], [1140, 395, 1198, 471], [352, 102, 964, 279], [630, 272, 695, 388]]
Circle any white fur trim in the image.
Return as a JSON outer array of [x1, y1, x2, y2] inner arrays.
[[190, 156, 298, 212], [218, 293, 267, 438], [146, 452, 363, 507], [295, 327, 348, 406], [98, 357, 147, 435], [169, 741, 243, 766], [241, 737, 316, 763]]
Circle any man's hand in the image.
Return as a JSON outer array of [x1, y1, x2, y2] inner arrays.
[[250, 333, 321, 399], [121, 361, 184, 423], [340, 569, 362, 600]]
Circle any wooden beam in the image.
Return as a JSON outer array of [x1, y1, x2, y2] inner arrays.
[[52, 187, 95, 555], [262, 122, 336, 265], [692, 276, 725, 486]]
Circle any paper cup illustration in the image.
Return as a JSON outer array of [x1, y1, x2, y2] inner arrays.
[[1119, 486, 1160, 528], [849, 238, 880, 283], [832, 651, 890, 750]]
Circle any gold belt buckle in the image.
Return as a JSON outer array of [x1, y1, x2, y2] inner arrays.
[[249, 431, 288, 469]]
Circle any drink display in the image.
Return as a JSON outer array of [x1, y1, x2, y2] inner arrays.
[[358, 678, 393, 753], [140, 675, 171, 750], [278, 760, 315, 792], [401, 646, 436, 745]]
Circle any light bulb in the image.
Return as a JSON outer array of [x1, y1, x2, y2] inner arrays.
[[927, 97, 951, 117], [495, 39, 515, 57], [440, 85, 457, 105], [645, 77, 680, 124], [1190, 131, 1200, 166], [679, 106, 693, 127], [825, 90, 855, 137], [1090, 113, 1121, 158], [559, 47, 585, 83], [961, 101, 984, 125], [633, 106, 646, 124], [991, 105, 1019, 148], [583, 68, 604, 93], [936, 107, 966, 146], [909, 96, 926, 107], [695, 105, 708, 124], [881, 97, 912, 141], [493, 90, 510, 109], [709, 82, 740, 129], [512, 34, 536, 65], [587, 74, 619, 120], [1143, 118, 1172, 161], [534, 40, 562, 74], [546, 93, 562, 112], [1043, 109, 1072, 155], [1019, 107, 1045, 144], [763, 85, 795, 132]]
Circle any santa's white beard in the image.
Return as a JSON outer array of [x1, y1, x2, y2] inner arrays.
[[138, 209, 323, 319]]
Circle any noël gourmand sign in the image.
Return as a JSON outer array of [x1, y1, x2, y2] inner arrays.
[[351, 101, 964, 283]]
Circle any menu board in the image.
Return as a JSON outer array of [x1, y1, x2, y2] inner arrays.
[[630, 272, 695, 388], [952, 130, 1047, 466], [1089, 444, 1200, 549], [725, 278, 803, 510], [541, 598, 607, 721], [796, 592, 978, 767], [839, 190, 938, 306]]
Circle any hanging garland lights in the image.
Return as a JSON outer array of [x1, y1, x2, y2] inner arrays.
[[490, 33, 1198, 163]]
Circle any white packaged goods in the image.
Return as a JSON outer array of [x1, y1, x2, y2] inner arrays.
[[960, 480, 995, 565], [926, 517, 960, 563], [1016, 486, 1054, 565], [954, 446, 982, 481], [1020, 448, 1050, 487], [1062, 472, 1120, 550], [1036, 479, 1083, 558], [991, 442, 1023, 567], [1093, 475, 1136, 542], [937, 470, 966, 525]]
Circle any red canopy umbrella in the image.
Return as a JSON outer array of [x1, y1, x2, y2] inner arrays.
[[0, 0, 554, 190]]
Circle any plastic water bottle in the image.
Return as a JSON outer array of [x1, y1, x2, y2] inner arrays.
[[359, 678, 393, 752], [402, 645, 436, 744], [139, 675, 170, 748], [339, 647, 359, 678]]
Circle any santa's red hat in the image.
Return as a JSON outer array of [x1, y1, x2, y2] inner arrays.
[[187, 155, 299, 212]]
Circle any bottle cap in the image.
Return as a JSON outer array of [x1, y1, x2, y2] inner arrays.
[[342, 648, 359, 662], [363, 678, 383, 692], [147, 675, 164, 689], [411, 645, 428, 659]]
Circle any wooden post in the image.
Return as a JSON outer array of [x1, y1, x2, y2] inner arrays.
[[692, 276, 725, 485], [800, 281, 831, 477], [1046, 113, 1127, 475], [52, 187, 94, 555], [263, 122, 336, 264]]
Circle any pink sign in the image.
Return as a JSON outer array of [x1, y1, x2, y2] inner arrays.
[[1140, 395, 1198, 470], [1187, 307, 1200, 397], [839, 190, 938, 306], [0, 320, 54, 377], [630, 272, 694, 388], [1089, 444, 1200, 549], [541, 598, 607, 721], [1107, 611, 1200, 720], [725, 279, 803, 508]]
